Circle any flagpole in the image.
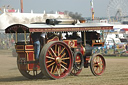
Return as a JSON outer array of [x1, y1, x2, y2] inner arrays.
[[20, 0, 23, 13], [90, 0, 94, 21]]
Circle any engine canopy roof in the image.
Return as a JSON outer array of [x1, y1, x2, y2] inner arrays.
[[5, 23, 113, 33]]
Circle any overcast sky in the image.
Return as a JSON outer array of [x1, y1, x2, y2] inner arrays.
[[0, 0, 110, 17]]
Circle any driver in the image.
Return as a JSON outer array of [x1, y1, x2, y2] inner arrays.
[[31, 32, 45, 61]]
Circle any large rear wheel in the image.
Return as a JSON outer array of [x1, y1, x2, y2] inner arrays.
[[39, 41, 73, 79]]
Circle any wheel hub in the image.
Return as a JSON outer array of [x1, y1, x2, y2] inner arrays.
[[56, 57, 61, 64], [77, 56, 79, 59], [98, 62, 102, 66], [98, 62, 100, 65], [94, 62, 102, 67]]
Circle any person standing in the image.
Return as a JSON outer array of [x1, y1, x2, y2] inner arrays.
[[31, 32, 45, 61]]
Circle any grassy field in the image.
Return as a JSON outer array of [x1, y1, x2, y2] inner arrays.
[[0, 50, 128, 85]]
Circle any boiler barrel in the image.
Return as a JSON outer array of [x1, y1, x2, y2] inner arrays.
[[46, 19, 77, 25], [85, 44, 93, 56]]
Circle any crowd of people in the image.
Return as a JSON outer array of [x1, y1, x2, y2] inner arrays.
[[0, 38, 15, 49], [92, 43, 128, 55]]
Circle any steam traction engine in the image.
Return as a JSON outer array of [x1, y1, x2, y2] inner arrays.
[[5, 19, 113, 79]]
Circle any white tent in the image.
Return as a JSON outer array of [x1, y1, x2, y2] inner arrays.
[[0, 11, 72, 31]]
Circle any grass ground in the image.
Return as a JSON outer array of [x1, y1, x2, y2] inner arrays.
[[0, 50, 128, 85]]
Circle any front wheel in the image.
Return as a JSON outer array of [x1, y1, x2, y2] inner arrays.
[[90, 53, 106, 76], [39, 41, 73, 79]]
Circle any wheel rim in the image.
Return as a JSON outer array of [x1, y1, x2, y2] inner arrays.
[[71, 52, 83, 76], [18, 69, 43, 79], [90, 54, 106, 76], [40, 41, 73, 79]]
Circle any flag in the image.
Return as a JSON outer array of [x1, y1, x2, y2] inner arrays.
[[7, 9, 16, 12], [90, 0, 93, 8], [58, 12, 64, 14], [90, 0, 94, 12]]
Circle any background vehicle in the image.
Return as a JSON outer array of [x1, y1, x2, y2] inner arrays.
[[105, 38, 123, 49], [119, 38, 128, 45]]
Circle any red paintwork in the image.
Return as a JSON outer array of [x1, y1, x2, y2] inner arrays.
[[27, 52, 34, 70], [27, 51, 40, 70], [47, 36, 59, 43], [16, 45, 24, 50], [25, 45, 34, 50], [29, 27, 113, 33], [16, 45, 40, 71], [79, 45, 85, 56], [63, 40, 77, 48]]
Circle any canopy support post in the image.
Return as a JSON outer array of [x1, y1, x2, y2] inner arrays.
[[15, 32, 18, 43], [84, 32, 86, 45], [102, 30, 104, 42], [24, 31, 26, 44]]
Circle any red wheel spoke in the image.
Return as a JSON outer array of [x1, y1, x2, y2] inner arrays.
[[98, 56, 100, 62], [61, 57, 70, 60], [94, 67, 99, 73], [60, 66, 62, 74], [48, 50, 54, 58], [94, 62, 103, 74], [50, 65, 54, 73], [61, 53, 66, 58], [61, 61, 67, 65], [46, 60, 53, 63], [53, 65, 57, 74], [60, 64, 68, 70], [100, 63, 103, 66], [46, 56, 55, 60], [98, 67, 101, 73], [55, 44, 57, 54], [93, 57, 97, 63], [58, 48, 65, 56], [99, 58, 102, 63], [47, 62, 55, 68], [57, 68, 60, 76], [94, 63, 97, 67], [50, 48, 57, 57], [100, 63, 103, 69], [99, 66, 102, 72]]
